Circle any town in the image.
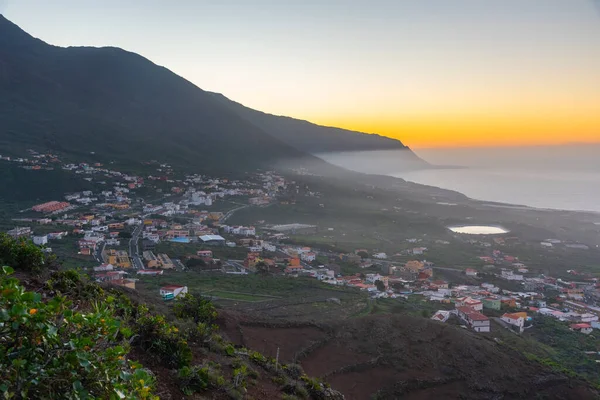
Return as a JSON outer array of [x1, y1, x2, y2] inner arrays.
[[3, 149, 600, 345]]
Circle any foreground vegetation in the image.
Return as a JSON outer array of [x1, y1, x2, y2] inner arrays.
[[0, 235, 344, 399]]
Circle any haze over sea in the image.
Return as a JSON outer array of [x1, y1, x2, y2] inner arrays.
[[319, 144, 600, 213], [401, 145, 600, 213]]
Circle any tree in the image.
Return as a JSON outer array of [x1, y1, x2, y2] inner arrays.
[[357, 251, 369, 259], [186, 258, 207, 269], [255, 261, 269, 276], [375, 280, 386, 292], [118, 231, 132, 239]]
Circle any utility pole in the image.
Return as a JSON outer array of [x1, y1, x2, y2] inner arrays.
[[275, 347, 280, 372]]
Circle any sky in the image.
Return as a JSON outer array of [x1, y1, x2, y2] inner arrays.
[[2, 0, 600, 148]]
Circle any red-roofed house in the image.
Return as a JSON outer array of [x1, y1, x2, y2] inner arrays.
[[501, 312, 527, 333], [463, 298, 483, 311], [456, 306, 490, 332], [570, 323, 593, 334], [465, 268, 478, 277]]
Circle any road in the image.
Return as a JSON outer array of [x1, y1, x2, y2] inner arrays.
[[222, 205, 249, 223], [129, 224, 144, 269], [432, 266, 465, 272], [94, 241, 106, 263]]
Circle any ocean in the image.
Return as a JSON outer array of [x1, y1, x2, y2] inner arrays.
[[318, 144, 600, 213]]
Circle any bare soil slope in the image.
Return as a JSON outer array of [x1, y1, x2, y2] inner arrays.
[[222, 312, 598, 399]]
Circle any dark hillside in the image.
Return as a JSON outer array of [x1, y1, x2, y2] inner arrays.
[[209, 91, 427, 166], [0, 15, 309, 173], [224, 313, 598, 399]]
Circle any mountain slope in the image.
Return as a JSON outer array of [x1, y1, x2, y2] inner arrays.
[[209, 91, 424, 155], [0, 15, 309, 172]]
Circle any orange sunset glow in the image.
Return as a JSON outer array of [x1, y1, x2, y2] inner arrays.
[[5, 0, 600, 149], [314, 111, 600, 148]]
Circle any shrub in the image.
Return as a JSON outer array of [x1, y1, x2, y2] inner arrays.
[[173, 293, 218, 324], [283, 363, 305, 380], [177, 363, 225, 395], [0, 233, 54, 274], [134, 313, 192, 368], [282, 380, 309, 399], [46, 270, 104, 299], [0, 266, 157, 399]]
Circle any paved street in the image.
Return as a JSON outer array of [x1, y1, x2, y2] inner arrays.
[[129, 225, 144, 269]]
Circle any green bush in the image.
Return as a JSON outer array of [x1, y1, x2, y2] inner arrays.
[[134, 313, 192, 369], [0, 233, 55, 274], [177, 363, 225, 395], [283, 363, 305, 380], [173, 293, 218, 324], [46, 270, 104, 299], [0, 266, 157, 399]]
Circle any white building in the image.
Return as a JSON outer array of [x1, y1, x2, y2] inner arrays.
[[94, 263, 114, 272], [373, 252, 387, 260], [301, 252, 316, 262], [33, 235, 48, 246], [501, 270, 524, 281], [456, 306, 490, 333], [501, 313, 526, 333], [159, 285, 188, 299], [262, 242, 277, 252]]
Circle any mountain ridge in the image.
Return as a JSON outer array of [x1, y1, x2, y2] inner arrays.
[[0, 14, 426, 173], [208, 91, 413, 153], [0, 14, 311, 173]]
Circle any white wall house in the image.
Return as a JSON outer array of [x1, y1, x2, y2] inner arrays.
[[33, 235, 48, 246], [501, 313, 525, 333], [159, 285, 188, 299], [301, 252, 316, 262]]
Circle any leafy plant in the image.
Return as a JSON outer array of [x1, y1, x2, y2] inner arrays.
[[177, 363, 225, 395], [134, 313, 192, 369], [0, 266, 157, 399], [0, 233, 55, 274], [173, 293, 218, 323]]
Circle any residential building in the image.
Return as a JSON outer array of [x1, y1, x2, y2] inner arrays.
[[32, 201, 70, 213], [137, 269, 164, 276], [570, 323, 593, 334], [456, 297, 483, 311], [404, 260, 425, 273], [431, 310, 451, 323], [102, 249, 132, 269], [301, 252, 316, 262], [159, 285, 188, 299], [197, 250, 213, 259], [373, 252, 387, 260], [465, 268, 478, 277], [456, 306, 491, 333], [33, 235, 48, 246], [262, 242, 277, 252], [94, 263, 114, 272], [7, 227, 32, 238], [95, 271, 128, 282], [157, 253, 175, 269], [143, 251, 160, 268], [199, 235, 226, 245], [501, 312, 527, 333], [431, 280, 449, 289], [501, 270, 524, 281]]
